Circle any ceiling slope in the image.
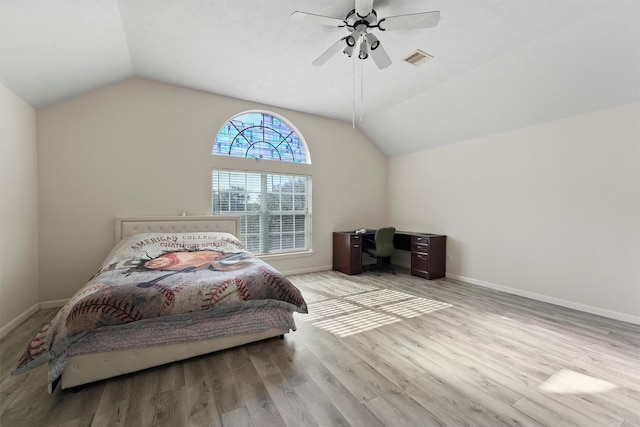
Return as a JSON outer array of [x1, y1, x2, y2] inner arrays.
[[361, 0, 640, 156], [0, 0, 134, 107]]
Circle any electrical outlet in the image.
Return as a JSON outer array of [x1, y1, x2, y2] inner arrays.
[[447, 255, 452, 262]]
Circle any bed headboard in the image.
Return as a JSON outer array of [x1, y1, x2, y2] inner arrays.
[[115, 216, 241, 242]]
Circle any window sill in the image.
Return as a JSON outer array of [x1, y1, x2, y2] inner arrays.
[[258, 250, 314, 262]]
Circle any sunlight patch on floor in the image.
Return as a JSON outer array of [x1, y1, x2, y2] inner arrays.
[[303, 300, 363, 321], [300, 278, 378, 296], [379, 298, 452, 318], [539, 369, 618, 394], [345, 289, 413, 306], [297, 278, 453, 337], [300, 290, 330, 303], [312, 310, 401, 337]]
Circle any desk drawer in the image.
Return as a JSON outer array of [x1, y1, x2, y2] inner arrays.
[[350, 234, 363, 247], [411, 252, 430, 278], [411, 236, 429, 254], [412, 252, 429, 269], [412, 242, 429, 254]]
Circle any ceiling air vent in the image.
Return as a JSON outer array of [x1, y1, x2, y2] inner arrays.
[[403, 49, 433, 66]]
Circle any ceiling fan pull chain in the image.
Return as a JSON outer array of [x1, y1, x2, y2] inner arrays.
[[360, 58, 364, 122], [352, 52, 356, 128]]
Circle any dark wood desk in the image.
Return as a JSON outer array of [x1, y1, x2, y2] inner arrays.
[[332, 230, 446, 279]]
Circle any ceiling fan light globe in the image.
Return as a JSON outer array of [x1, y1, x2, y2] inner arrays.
[[346, 35, 356, 47], [343, 45, 354, 57], [358, 41, 369, 60], [366, 33, 380, 50]]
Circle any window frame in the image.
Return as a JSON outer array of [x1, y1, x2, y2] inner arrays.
[[212, 169, 312, 255], [212, 111, 311, 164], [211, 110, 312, 257]]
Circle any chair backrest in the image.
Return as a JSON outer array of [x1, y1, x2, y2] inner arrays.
[[374, 227, 396, 257]]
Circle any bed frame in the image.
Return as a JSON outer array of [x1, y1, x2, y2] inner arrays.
[[54, 215, 290, 392]]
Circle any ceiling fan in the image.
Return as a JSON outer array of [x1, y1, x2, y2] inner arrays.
[[291, 0, 440, 69]]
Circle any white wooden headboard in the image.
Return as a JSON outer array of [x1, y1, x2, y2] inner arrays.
[[115, 216, 241, 242]]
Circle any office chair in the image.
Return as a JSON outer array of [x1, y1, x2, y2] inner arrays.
[[364, 227, 396, 275]]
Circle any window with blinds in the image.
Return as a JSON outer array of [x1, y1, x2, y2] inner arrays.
[[212, 111, 311, 255], [212, 171, 311, 254]]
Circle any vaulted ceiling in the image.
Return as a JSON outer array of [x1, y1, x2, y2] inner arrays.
[[1, 0, 638, 156]]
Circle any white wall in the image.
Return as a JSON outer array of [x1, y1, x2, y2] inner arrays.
[[37, 78, 387, 301], [0, 83, 39, 334], [389, 103, 640, 323]]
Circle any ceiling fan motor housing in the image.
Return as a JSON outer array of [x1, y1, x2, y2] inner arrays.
[[346, 8, 378, 29]]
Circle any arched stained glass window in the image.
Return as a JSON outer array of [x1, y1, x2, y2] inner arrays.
[[213, 112, 308, 163]]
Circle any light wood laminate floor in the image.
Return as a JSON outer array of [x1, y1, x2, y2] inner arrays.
[[1, 270, 639, 426]]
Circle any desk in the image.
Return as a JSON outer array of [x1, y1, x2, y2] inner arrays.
[[332, 230, 446, 279]]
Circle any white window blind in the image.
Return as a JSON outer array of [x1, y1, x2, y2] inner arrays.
[[212, 170, 311, 254]]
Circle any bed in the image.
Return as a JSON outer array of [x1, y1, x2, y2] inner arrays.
[[13, 215, 307, 392]]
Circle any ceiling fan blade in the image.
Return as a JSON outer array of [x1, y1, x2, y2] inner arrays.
[[291, 11, 345, 27], [312, 37, 346, 66], [378, 11, 440, 31], [355, 0, 374, 18], [368, 38, 392, 69]]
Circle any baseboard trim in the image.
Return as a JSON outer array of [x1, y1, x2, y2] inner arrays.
[[0, 303, 40, 340], [40, 299, 69, 309], [446, 273, 640, 326], [1, 299, 70, 339]]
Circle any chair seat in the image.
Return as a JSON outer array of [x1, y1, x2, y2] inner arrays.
[[365, 248, 386, 257], [365, 227, 396, 276]]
